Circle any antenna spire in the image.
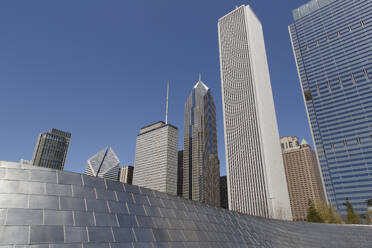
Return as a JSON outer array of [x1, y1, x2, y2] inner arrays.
[[165, 80, 169, 124], [199, 72, 201, 82]]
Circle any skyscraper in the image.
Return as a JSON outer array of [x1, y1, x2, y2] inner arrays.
[[281, 137, 327, 221], [133, 121, 178, 195], [220, 176, 228, 209], [183, 78, 220, 206], [218, 5, 292, 219], [119, 165, 134, 184], [289, 0, 372, 215], [85, 147, 120, 181], [32, 128, 71, 170], [177, 150, 183, 197]]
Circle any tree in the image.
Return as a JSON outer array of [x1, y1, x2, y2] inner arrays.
[[316, 201, 344, 224], [365, 209, 372, 225], [306, 199, 324, 223], [345, 200, 361, 224]]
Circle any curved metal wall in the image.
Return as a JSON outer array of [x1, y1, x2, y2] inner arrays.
[[0, 163, 371, 247]]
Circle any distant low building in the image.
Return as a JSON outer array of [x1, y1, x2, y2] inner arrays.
[[220, 176, 228, 209], [32, 128, 71, 170], [19, 159, 33, 166], [85, 147, 120, 181], [281, 137, 327, 221], [120, 166, 134, 184], [133, 121, 178, 195]]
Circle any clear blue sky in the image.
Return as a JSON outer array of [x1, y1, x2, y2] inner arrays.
[[0, 0, 312, 175]]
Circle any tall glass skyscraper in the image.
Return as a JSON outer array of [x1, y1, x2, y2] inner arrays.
[[289, 0, 372, 214], [218, 5, 292, 219], [32, 128, 71, 170], [183, 78, 220, 206]]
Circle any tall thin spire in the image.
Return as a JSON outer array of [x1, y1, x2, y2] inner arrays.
[[165, 80, 169, 124], [199, 73, 201, 82]]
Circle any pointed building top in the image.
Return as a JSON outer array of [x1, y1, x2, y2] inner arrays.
[[193, 73, 209, 91], [301, 139, 308, 145]]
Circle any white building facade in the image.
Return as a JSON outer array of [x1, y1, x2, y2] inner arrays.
[[218, 5, 292, 220], [133, 121, 178, 195]]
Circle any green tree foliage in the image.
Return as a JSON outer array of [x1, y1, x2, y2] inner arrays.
[[306, 199, 324, 223], [316, 201, 344, 224], [365, 209, 372, 225], [345, 200, 361, 224]]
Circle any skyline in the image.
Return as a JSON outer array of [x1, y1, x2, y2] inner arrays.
[[0, 0, 312, 175]]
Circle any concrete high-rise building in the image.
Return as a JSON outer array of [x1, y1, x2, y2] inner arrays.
[[220, 176, 228, 209], [133, 121, 178, 195], [32, 128, 71, 170], [119, 165, 134, 184], [281, 137, 327, 221], [85, 147, 120, 181], [289, 0, 372, 214], [183, 78, 220, 206], [218, 5, 292, 219], [177, 150, 183, 197]]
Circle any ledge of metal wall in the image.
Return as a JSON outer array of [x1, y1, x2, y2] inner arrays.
[[0, 163, 371, 248]]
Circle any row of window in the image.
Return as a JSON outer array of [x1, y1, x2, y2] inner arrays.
[[305, 20, 367, 50], [304, 67, 371, 101], [318, 136, 372, 154], [315, 68, 370, 94], [295, 16, 369, 60]]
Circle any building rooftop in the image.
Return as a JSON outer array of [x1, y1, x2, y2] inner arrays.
[[292, 0, 334, 21]]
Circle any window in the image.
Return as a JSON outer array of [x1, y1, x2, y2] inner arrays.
[[351, 73, 356, 84], [339, 77, 343, 88], [304, 90, 312, 101], [289, 142, 293, 148], [316, 84, 321, 95], [327, 80, 332, 92], [363, 68, 370, 80]]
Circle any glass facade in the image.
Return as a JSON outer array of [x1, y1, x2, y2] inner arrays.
[[289, 0, 372, 214], [32, 128, 71, 170], [183, 80, 220, 206]]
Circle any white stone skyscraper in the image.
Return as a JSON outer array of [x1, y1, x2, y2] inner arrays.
[[218, 5, 292, 220], [133, 121, 178, 195]]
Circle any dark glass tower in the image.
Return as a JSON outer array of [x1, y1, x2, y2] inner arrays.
[[220, 176, 228, 209], [177, 150, 183, 197], [289, 0, 372, 214], [183, 78, 220, 206], [32, 128, 71, 170]]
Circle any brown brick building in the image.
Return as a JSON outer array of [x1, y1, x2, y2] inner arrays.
[[281, 137, 326, 221]]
